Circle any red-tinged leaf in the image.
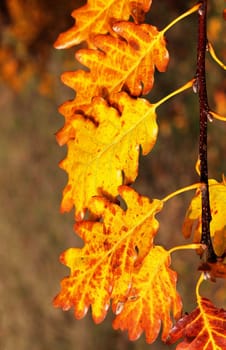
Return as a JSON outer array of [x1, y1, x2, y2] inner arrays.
[[112, 246, 182, 344], [54, 0, 152, 48], [62, 21, 169, 106], [53, 186, 163, 324], [57, 92, 158, 219], [167, 297, 226, 349], [183, 179, 226, 256], [198, 261, 226, 281]]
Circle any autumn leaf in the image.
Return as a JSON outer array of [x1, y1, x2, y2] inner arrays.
[[198, 260, 226, 281], [53, 186, 163, 323], [167, 297, 226, 349], [57, 92, 158, 219], [58, 80, 194, 219], [112, 246, 182, 344], [214, 89, 226, 116], [60, 21, 168, 106], [54, 0, 152, 48], [183, 179, 226, 256]]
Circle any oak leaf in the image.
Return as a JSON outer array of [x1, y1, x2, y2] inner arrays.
[[53, 186, 163, 324], [57, 92, 158, 219], [61, 21, 169, 106], [112, 246, 182, 343], [183, 179, 226, 256], [167, 297, 226, 349], [54, 0, 152, 48]]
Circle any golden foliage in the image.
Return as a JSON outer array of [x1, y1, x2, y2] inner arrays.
[[53, 186, 163, 323], [0, 0, 81, 93], [214, 89, 226, 116], [198, 260, 226, 281], [57, 21, 168, 107], [6, 0, 49, 45], [167, 297, 226, 349], [53, 0, 226, 346], [183, 179, 226, 257], [57, 92, 159, 220], [112, 246, 182, 344], [54, 0, 153, 48]]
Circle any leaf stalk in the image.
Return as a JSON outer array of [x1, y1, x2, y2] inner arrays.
[[195, 273, 204, 299], [162, 182, 200, 203], [161, 3, 201, 35], [155, 79, 194, 109], [169, 243, 206, 255], [208, 42, 226, 70]]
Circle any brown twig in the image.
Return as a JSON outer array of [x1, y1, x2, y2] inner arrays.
[[195, 0, 217, 262]]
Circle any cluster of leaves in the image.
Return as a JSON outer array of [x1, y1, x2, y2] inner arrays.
[[53, 0, 226, 348], [0, 0, 81, 93]]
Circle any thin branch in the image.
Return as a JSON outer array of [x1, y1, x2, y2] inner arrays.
[[196, 0, 217, 262]]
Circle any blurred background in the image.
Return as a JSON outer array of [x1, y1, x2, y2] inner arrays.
[[0, 0, 225, 349]]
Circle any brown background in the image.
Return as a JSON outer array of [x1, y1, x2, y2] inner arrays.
[[0, 0, 225, 349]]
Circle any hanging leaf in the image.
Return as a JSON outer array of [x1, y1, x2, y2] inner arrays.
[[183, 178, 226, 256], [167, 297, 226, 349], [61, 21, 169, 107], [57, 92, 158, 219], [54, 0, 153, 48], [198, 260, 226, 281], [53, 186, 163, 323], [112, 246, 182, 344]]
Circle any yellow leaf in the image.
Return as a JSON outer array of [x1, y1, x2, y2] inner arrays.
[[183, 179, 226, 256], [112, 246, 182, 343], [54, 0, 152, 48], [58, 92, 158, 219], [61, 21, 168, 106], [53, 186, 163, 324]]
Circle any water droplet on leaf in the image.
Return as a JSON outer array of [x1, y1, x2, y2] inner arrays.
[[198, 6, 204, 16], [115, 301, 124, 315], [192, 79, 199, 93], [207, 112, 213, 122]]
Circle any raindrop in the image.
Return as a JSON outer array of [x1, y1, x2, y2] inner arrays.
[[105, 303, 110, 312], [198, 6, 204, 16], [192, 79, 199, 93], [62, 304, 71, 311], [115, 301, 124, 315], [207, 112, 213, 122], [204, 271, 210, 280]]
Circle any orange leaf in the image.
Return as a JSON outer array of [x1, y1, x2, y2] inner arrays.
[[183, 179, 226, 256], [53, 186, 163, 323], [167, 297, 226, 349], [57, 92, 158, 219], [112, 246, 182, 344], [61, 21, 168, 106], [54, 0, 152, 48], [198, 261, 226, 281]]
